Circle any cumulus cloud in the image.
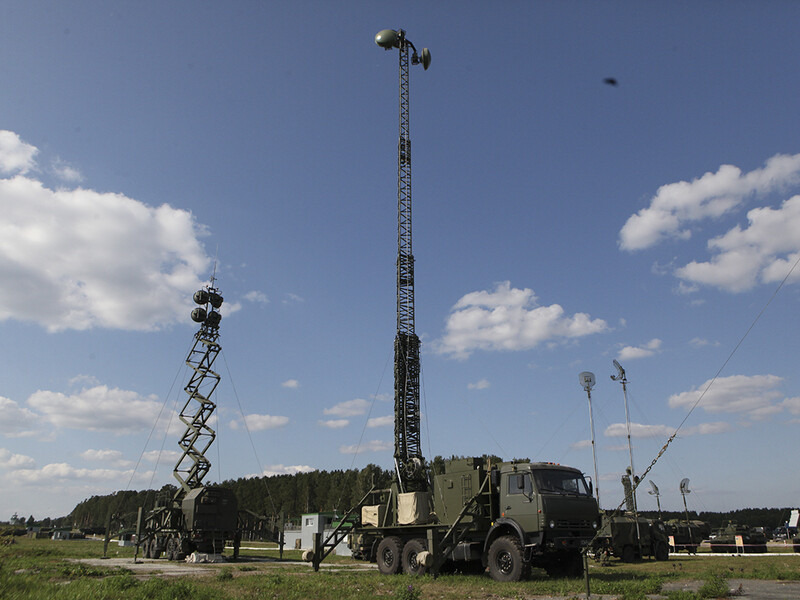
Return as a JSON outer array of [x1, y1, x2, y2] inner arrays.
[[260, 464, 315, 476], [0, 130, 37, 174], [619, 153, 800, 251], [244, 290, 269, 304], [27, 385, 163, 432], [51, 158, 83, 183], [230, 413, 289, 431], [668, 374, 785, 420], [604, 420, 731, 439], [339, 440, 392, 454], [319, 419, 349, 429], [0, 130, 213, 332], [0, 396, 39, 436], [142, 450, 180, 463], [8, 462, 152, 485], [436, 281, 609, 359], [324, 398, 370, 417], [617, 339, 662, 361], [366, 415, 393, 428], [281, 379, 300, 389], [0, 448, 36, 469], [80, 448, 133, 468], [467, 379, 490, 390], [675, 195, 800, 292]]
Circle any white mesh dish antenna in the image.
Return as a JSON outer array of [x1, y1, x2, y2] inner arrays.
[[579, 371, 596, 391]]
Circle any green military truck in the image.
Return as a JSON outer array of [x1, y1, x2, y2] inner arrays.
[[335, 458, 599, 581], [664, 519, 710, 554], [591, 512, 670, 562]]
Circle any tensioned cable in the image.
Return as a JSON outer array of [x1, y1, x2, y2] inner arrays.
[[220, 348, 277, 516], [333, 352, 392, 511], [617, 251, 800, 511]]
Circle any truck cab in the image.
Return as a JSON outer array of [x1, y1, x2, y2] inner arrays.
[[486, 462, 599, 577]]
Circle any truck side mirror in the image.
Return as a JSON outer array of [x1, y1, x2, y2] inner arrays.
[[490, 468, 500, 488]]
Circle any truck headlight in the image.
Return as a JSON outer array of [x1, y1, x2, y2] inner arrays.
[[549, 520, 555, 529], [592, 521, 598, 529]]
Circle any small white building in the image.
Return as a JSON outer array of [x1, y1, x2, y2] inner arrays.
[[285, 512, 351, 556]]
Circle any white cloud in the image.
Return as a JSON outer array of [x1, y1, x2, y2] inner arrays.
[[244, 290, 269, 304], [604, 422, 675, 439], [27, 385, 163, 432], [0, 130, 37, 174], [668, 374, 785, 419], [324, 398, 370, 417], [319, 419, 349, 429], [80, 448, 133, 468], [366, 415, 393, 428], [0, 396, 39, 436], [230, 413, 289, 431], [603, 420, 731, 439], [570, 439, 592, 450], [8, 462, 152, 485], [0, 131, 212, 332], [783, 397, 800, 415], [282, 293, 304, 304], [675, 195, 800, 292], [51, 158, 83, 183], [260, 464, 315, 476], [142, 450, 181, 463], [436, 281, 608, 359], [617, 338, 662, 361], [281, 379, 300, 389], [339, 440, 391, 454], [619, 153, 800, 251], [467, 378, 490, 390], [0, 448, 36, 469], [689, 337, 718, 348]]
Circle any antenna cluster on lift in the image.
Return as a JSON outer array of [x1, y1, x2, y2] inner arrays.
[[174, 281, 225, 494]]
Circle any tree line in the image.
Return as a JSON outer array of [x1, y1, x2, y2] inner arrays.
[[25, 458, 797, 533]]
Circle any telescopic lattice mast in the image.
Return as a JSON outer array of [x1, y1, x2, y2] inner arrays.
[[376, 28, 429, 493], [173, 279, 225, 496]]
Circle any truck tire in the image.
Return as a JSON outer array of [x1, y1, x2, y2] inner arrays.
[[140, 539, 150, 558], [654, 541, 669, 561], [401, 538, 428, 575], [149, 538, 162, 559], [621, 544, 635, 563], [543, 550, 583, 578], [487, 535, 526, 582], [376, 536, 403, 575]]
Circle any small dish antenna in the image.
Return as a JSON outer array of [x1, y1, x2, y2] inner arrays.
[[579, 371, 596, 392], [680, 478, 691, 495], [648, 480, 660, 496]]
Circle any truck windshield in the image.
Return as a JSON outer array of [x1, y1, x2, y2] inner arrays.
[[532, 469, 591, 496]]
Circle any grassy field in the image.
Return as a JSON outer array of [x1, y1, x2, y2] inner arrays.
[[1, 536, 799, 600]]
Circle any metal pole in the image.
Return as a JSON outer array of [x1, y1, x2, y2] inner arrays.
[[587, 389, 600, 506]]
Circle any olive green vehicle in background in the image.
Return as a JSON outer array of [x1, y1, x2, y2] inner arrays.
[[341, 458, 599, 581], [664, 519, 711, 554], [591, 512, 670, 563], [709, 521, 768, 553]]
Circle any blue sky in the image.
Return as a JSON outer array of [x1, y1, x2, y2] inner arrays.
[[2, 1, 800, 520]]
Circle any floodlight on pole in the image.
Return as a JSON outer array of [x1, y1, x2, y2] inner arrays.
[[579, 371, 600, 505], [375, 28, 430, 494]]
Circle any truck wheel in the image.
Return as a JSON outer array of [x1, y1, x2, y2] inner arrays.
[[543, 551, 583, 578], [402, 538, 428, 575], [140, 539, 150, 558], [621, 544, 635, 563], [487, 535, 525, 582], [149, 538, 162, 559], [654, 541, 669, 561], [376, 536, 403, 575]]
